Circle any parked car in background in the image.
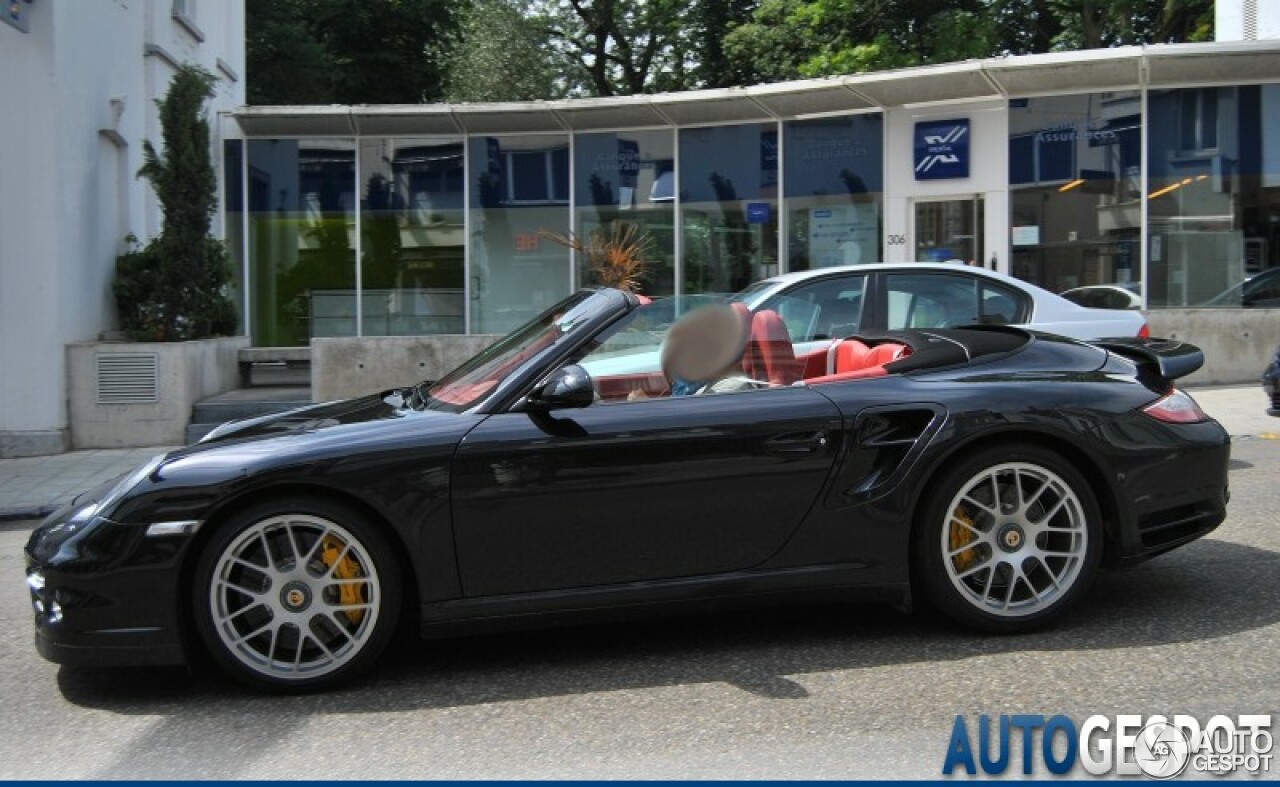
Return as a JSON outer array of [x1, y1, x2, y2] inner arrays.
[[1059, 282, 1143, 311], [735, 263, 1149, 342], [26, 289, 1226, 691], [1265, 342, 1280, 416], [1200, 267, 1280, 309]]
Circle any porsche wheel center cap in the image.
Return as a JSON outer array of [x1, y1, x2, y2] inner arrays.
[[281, 582, 312, 612], [998, 524, 1026, 553]]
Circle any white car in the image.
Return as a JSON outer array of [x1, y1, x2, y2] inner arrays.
[[736, 263, 1148, 342]]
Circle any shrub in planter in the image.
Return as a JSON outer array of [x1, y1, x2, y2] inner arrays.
[[114, 64, 238, 341]]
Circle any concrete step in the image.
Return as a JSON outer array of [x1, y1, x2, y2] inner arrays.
[[239, 346, 310, 387], [187, 386, 313, 444]]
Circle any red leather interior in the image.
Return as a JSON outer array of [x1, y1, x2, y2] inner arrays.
[[595, 372, 669, 401], [806, 338, 911, 386], [828, 339, 874, 374], [743, 310, 803, 386], [796, 347, 829, 380]]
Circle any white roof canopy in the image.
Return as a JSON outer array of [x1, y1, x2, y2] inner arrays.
[[234, 40, 1280, 136]]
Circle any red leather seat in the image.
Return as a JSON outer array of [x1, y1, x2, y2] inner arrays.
[[743, 310, 802, 386], [828, 339, 874, 374]]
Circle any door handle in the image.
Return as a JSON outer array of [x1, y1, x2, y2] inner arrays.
[[765, 431, 829, 456]]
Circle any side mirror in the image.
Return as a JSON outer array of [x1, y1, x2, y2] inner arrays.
[[527, 364, 594, 410]]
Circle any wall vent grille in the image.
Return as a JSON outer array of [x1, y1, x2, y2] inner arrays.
[[1245, 0, 1258, 40], [96, 352, 160, 404]]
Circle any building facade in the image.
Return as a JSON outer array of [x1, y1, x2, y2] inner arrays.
[[225, 42, 1280, 346], [0, 0, 245, 457]]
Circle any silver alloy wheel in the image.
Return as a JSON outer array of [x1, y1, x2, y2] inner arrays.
[[940, 461, 1088, 618], [208, 514, 381, 680]]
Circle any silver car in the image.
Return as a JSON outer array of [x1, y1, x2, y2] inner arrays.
[[736, 263, 1148, 342]]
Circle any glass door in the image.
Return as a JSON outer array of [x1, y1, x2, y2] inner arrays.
[[913, 196, 983, 265]]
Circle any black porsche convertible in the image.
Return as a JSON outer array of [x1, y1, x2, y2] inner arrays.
[[25, 288, 1230, 691]]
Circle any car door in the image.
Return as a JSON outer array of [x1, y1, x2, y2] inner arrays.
[[450, 386, 843, 596]]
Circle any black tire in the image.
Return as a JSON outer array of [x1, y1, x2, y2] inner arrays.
[[192, 496, 402, 692], [913, 443, 1102, 633]]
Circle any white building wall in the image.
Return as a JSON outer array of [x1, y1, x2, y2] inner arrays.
[[1217, 0, 1280, 41], [0, 0, 61, 453], [883, 100, 1010, 272], [0, 0, 244, 457]]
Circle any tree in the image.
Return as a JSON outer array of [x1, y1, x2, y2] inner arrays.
[[246, 0, 460, 105], [115, 65, 237, 341], [444, 0, 573, 102], [546, 0, 695, 95], [245, 0, 330, 105], [722, 0, 1212, 84]]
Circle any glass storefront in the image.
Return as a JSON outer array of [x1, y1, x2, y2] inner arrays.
[[222, 140, 245, 322], [1008, 92, 1142, 296], [228, 82, 1280, 344], [783, 114, 883, 270], [1147, 85, 1280, 307], [573, 129, 676, 295], [468, 134, 572, 335], [246, 138, 356, 346], [358, 137, 465, 335], [679, 123, 779, 293]]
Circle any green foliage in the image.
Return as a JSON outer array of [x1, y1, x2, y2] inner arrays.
[[115, 65, 238, 341], [247, 0, 460, 105], [444, 0, 571, 102], [722, 0, 1212, 83]]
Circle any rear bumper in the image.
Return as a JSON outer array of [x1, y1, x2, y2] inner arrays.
[[1107, 418, 1230, 566]]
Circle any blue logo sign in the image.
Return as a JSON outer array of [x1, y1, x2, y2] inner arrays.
[[746, 202, 771, 224], [915, 119, 970, 180]]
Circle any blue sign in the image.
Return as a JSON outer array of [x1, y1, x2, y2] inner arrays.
[[914, 119, 970, 180], [746, 202, 771, 224]]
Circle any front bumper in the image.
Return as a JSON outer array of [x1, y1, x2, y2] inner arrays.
[[24, 502, 194, 668]]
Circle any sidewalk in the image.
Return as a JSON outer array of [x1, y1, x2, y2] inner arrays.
[[0, 385, 1274, 522]]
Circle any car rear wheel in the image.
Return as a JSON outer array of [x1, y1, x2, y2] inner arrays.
[[193, 499, 401, 691], [914, 444, 1102, 633]]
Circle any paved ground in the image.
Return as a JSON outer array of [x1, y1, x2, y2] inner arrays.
[[0, 387, 1277, 779]]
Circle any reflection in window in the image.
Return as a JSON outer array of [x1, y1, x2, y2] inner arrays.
[[469, 135, 572, 334], [246, 138, 356, 345], [574, 129, 675, 295], [784, 115, 883, 271], [1147, 85, 1280, 307], [1008, 92, 1141, 297], [680, 124, 779, 293], [358, 137, 465, 336], [223, 140, 245, 330]]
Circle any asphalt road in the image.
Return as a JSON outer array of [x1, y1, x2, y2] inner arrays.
[[2, 438, 1278, 779]]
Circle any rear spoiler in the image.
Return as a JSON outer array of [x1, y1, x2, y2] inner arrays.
[[1092, 337, 1204, 381]]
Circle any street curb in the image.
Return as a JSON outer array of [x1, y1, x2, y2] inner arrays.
[[0, 505, 54, 523]]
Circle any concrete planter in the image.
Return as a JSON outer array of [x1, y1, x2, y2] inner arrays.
[[312, 335, 501, 402], [67, 336, 250, 448], [1147, 309, 1280, 386]]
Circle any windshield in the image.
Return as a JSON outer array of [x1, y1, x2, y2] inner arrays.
[[419, 291, 617, 412]]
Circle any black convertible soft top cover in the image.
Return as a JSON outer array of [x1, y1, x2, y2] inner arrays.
[[845, 326, 1032, 374]]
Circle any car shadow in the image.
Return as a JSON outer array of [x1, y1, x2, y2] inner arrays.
[[57, 536, 1280, 779]]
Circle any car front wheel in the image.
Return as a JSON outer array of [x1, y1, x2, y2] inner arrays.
[[915, 444, 1102, 633], [193, 499, 401, 691]]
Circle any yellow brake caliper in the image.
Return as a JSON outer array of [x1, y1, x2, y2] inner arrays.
[[949, 505, 979, 572], [320, 536, 366, 624]]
